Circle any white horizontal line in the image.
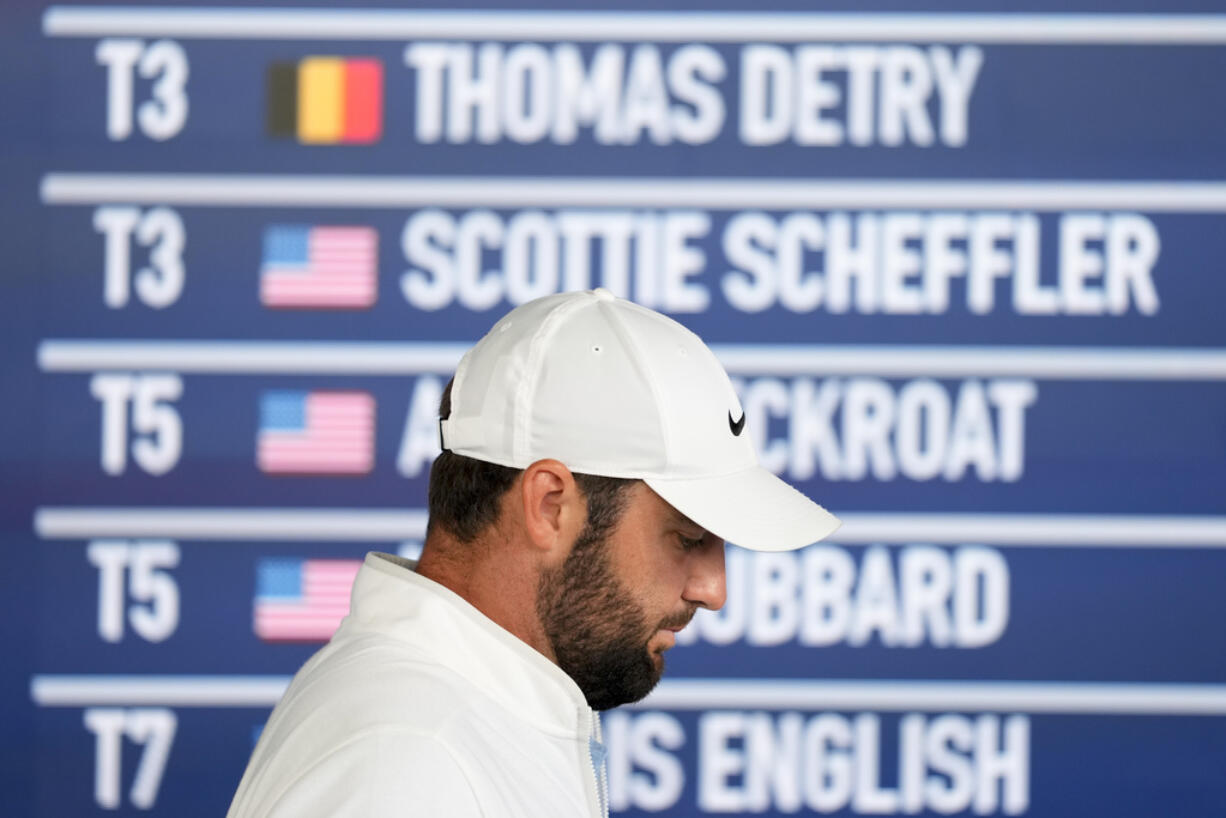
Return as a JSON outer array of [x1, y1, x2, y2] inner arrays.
[[33, 508, 1226, 546], [31, 675, 289, 707], [38, 341, 466, 374], [36, 340, 1226, 380], [836, 514, 1226, 547], [715, 346, 1226, 380], [38, 174, 1226, 211], [34, 507, 429, 541], [30, 675, 1226, 714], [637, 680, 1226, 715], [40, 9, 1226, 44]]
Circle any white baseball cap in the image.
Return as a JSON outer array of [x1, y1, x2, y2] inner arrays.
[[440, 289, 840, 551]]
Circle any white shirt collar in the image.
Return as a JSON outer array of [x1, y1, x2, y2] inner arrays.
[[343, 551, 595, 738]]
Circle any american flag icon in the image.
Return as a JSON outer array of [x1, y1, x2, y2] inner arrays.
[[259, 225, 378, 309], [257, 390, 375, 475], [253, 558, 361, 642]]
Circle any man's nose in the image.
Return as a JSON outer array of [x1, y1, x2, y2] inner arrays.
[[683, 537, 727, 611]]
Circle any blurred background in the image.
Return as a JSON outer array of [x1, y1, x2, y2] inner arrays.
[[3, 0, 1225, 815]]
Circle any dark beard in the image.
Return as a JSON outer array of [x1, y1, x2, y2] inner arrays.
[[536, 524, 661, 711]]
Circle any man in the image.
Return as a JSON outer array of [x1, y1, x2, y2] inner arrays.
[[227, 288, 840, 817]]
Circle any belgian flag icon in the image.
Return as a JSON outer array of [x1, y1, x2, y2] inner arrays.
[[267, 57, 383, 144]]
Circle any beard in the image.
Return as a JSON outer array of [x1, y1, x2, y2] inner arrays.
[[537, 522, 685, 711]]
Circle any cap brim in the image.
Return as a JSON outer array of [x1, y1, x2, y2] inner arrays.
[[644, 466, 840, 552]]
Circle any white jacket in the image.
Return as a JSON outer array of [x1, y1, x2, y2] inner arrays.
[[228, 552, 609, 818]]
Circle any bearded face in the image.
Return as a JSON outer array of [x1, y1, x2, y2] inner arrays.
[[537, 518, 692, 711]]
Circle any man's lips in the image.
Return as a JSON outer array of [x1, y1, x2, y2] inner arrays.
[[653, 609, 696, 652], [656, 611, 696, 650], [660, 608, 696, 633]]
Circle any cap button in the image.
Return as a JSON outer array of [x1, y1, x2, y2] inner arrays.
[[591, 287, 616, 301]]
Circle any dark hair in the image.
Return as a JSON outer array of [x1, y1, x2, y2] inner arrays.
[[427, 379, 635, 543]]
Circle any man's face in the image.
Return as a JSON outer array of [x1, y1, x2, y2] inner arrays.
[[537, 482, 726, 711]]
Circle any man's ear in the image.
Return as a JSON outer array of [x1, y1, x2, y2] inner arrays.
[[520, 459, 585, 556]]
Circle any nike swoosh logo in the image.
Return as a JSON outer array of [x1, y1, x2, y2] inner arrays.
[[728, 410, 746, 436]]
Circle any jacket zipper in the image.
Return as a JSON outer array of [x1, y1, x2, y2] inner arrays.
[[587, 709, 609, 818]]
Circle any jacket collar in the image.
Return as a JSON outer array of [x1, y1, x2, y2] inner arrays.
[[342, 551, 595, 738]]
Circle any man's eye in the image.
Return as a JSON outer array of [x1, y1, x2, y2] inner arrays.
[[679, 534, 704, 550]]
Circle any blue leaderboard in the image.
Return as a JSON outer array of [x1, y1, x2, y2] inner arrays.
[[3, 2, 1226, 816]]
